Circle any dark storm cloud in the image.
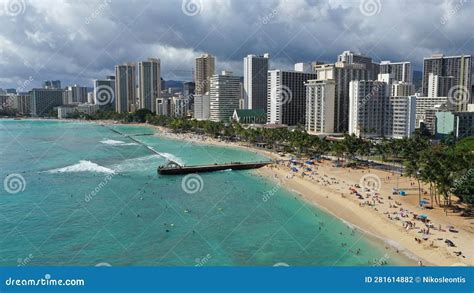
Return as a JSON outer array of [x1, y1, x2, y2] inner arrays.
[[0, 0, 472, 90]]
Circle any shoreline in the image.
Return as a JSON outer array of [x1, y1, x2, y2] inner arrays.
[[4, 118, 473, 266]]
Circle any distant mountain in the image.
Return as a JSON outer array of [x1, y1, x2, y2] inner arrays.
[[413, 70, 422, 92], [164, 80, 184, 90]]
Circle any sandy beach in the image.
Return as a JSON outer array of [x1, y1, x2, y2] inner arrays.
[[143, 123, 473, 267]]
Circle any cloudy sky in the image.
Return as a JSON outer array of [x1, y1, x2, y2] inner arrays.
[[0, 0, 472, 90]]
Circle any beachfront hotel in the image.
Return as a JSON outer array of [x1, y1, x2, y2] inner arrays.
[[29, 88, 64, 116], [348, 79, 389, 137], [313, 59, 372, 133], [195, 53, 215, 95], [115, 63, 137, 113], [267, 67, 316, 126], [209, 71, 241, 122], [243, 53, 270, 111], [138, 58, 161, 113], [304, 79, 336, 134], [93, 76, 116, 109]]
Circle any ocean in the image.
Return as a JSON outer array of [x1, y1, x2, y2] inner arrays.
[[0, 120, 414, 266]]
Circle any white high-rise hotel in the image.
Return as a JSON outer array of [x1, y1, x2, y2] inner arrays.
[[348, 74, 416, 139], [243, 53, 270, 111], [209, 71, 241, 122], [305, 79, 335, 134]]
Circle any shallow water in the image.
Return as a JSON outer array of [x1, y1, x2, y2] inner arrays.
[[0, 120, 414, 266]]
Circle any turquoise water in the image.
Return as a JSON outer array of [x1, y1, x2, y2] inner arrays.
[[0, 120, 413, 266]]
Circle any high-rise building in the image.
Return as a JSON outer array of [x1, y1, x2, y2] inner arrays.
[[305, 79, 336, 134], [65, 85, 88, 104], [11, 93, 31, 115], [43, 80, 61, 89], [337, 51, 379, 80], [183, 82, 195, 112], [422, 54, 472, 110], [379, 61, 412, 83], [386, 95, 417, 139], [267, 69, 317, 126], [193, 94, 210, 120], [209, 71, 241, 122], [427, 73, 455, 98], [243, 53, 270, 111], [348, 80, 389, 137], [138, 58, 161, 112], [195, 54, 215, 95], [94, 76, 116, 109], [115, 63, 137, 113], [349, 79, 416, 139], [313, 62, 371, 132], [30, 88, 64, 116]]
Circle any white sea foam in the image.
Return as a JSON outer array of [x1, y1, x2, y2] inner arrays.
[[157, 152, 184, 166], [112, 155, 162, 172], [48, 160, 116, 174], [100, 139, 137, 146]]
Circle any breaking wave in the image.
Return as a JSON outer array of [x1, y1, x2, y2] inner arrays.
[[47, 160, 116, 174]]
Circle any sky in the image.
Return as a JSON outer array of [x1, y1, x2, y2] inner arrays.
[[0, 0, 472, 90]]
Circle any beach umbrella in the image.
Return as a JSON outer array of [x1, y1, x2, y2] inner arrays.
[[419, 200, 430, 205], [419, 214, 428, 219]]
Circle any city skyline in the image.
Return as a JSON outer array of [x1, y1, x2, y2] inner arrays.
[[0, 0, 472, 89]]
